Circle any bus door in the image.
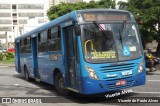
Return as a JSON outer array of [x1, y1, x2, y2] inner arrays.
[[15, 42, 21, 73], [31, 36, 39, 80], [65, 26, 78, 89]]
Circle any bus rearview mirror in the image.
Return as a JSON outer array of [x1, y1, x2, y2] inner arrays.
[[74, 24, 80, 36]]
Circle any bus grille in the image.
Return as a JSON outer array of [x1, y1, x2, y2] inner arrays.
[[100, 63, 135, 73]]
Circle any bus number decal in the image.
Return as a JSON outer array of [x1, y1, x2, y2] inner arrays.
[[121, 70, 132, 76], [49, 54, 58, 61]]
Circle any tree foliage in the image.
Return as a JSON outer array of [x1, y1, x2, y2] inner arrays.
[[118, 0, 160, 45], [47, 0, 116, 20]]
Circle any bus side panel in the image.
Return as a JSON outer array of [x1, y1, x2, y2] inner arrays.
[[37, 52, 63, 85], [38, 53, 49, 83], [19, 54, 32, 76], [37, 53, 53, 84], [26, 55, 34, 77], [19, 54, 25, 76]]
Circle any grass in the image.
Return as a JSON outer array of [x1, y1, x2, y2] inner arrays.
[[0, 58, 15, 64]]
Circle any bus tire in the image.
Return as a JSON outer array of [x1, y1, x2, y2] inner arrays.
[[55, 73, 69, 95], [24, 66, 31, 81]]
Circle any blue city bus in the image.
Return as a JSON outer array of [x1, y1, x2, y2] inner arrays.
[[15, 9, 146, 95]]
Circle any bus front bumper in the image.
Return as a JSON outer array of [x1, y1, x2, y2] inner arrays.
[[81, 71, 146, 95]]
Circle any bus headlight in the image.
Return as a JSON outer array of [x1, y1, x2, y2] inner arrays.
[[137, 61, 144, 74], [85, 66, 99, 80]]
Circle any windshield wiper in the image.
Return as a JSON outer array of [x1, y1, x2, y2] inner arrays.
[[119, 29, 124, 49], [93, 21, 115, 50], [119, 20, 126, 49], [93, 21, 111, 39]]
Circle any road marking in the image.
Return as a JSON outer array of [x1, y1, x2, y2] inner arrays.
[[28, 84, 36, 87], [14, 84, 19, 86], [0, 66, 8, 68], [147, 80, 160, 82], [154, 72, 160, 74], [134, 91, 160, 94]]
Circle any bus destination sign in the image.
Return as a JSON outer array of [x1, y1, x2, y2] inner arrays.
[[82, 12, 130, 22]]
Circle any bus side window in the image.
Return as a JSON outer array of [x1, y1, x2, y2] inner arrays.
[[20, 40, 21, 53], [48, 29, 51, 40], [20, 39, 26, 53], [24, 38, 27, 53], [38, 33, 41, 42], [48, 27, 61, 52], [38, 33, 41, 52], [38, 31, 47, 52], [26, 37, 31, 53]]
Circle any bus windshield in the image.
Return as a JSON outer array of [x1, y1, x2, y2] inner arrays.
[[81, 23, 142, 63]]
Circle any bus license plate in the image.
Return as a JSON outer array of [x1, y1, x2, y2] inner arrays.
[[116, 80, 126, 86]]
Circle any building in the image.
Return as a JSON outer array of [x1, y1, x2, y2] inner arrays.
[[0, 0, 50, 49], [0, 0, 104, 48], [51, 0, 100, 6]]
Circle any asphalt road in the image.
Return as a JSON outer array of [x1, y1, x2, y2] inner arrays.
[[0, 66, 159, 106]]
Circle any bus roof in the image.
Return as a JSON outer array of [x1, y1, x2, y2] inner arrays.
[[15, 9, 132, 41], [76, 8, 129, 12]]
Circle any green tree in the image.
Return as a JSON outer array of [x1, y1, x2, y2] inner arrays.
[[47, 0, 116, 20], [118, 0, 160, 48]]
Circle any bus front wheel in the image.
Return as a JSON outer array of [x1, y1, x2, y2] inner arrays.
[[55, 73, 69, 95]]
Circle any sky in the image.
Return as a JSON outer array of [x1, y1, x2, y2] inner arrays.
[[116, 0, 128, 9]]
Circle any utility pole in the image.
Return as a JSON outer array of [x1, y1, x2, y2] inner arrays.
[[5, 31, 8, 50]]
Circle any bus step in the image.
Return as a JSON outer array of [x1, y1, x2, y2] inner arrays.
[[35, 78, 40, 82], [66, 87, 79, 93]]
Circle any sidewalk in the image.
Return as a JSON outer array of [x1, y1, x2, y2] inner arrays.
[[0, 63, 15, 67]]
